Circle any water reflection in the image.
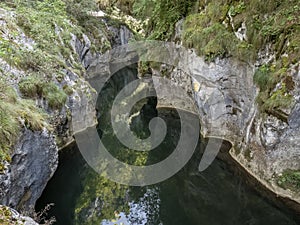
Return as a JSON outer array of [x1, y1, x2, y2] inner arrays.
[[36, 66, 298, 224], [101, 188, 160, 225], [37, 108, 298, 225]]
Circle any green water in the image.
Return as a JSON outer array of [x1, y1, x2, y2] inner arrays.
[[36, 67, 299, 225]]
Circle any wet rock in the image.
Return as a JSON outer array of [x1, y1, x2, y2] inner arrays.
[[107, 24, 134, 48], [0, 129, 58, 211], [260, 115, 288, 149]]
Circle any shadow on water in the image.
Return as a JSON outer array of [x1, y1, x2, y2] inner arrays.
[[36, 66, 299, 225], [36, 142, 85, 225]]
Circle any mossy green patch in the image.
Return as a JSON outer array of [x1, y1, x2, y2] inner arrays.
[[184, 22, 238, 60], [0, 206, 13, 225], [254, 61, 295, 114], [277, 169, 300, 192], [18, 74, 43, 98]]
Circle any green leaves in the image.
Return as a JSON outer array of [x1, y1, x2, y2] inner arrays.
[[277, 170, 300, 191], [254, 63, 295, 113], [35, 0, 67, 17], [253, 65, 271, 92], [133, 0, 198, 40]]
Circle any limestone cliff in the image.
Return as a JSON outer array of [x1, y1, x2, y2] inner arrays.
[[0, 2, 133, 215]]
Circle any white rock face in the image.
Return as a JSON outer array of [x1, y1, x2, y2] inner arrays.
[[234, 22, 247, 41]]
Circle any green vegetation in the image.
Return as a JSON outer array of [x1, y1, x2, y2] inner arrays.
[[19, 75, 68, 110], [75, 170, 130, 225], [277, 170, 300, 192], [130, 0, 299, 114], [254, 63, 295, 114], [42, 82, 68, 110], [63, 0, 111, 53], [0, 0, 113, 163], [0, 0, 111, 81], [0, 206, 12, 225], [183, 0, 240, 60], [0, 0, 77, 73], [18, 75, 43, 98], [182, 0, 299, 62], [113, 0, 199, 40], [0, 78, 48, 165], [0, 0, 82, 165]]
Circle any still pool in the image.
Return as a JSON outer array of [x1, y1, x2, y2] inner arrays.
[[37, 67, 299, 225], [36, 108, 299, 225]]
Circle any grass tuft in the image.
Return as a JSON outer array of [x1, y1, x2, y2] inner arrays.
[[42, 82, 68, 110], [0, 79, 49, 164], [19, 76, 68, 110]]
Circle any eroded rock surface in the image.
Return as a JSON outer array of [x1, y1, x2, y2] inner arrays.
[[0, 129, 57, 210]]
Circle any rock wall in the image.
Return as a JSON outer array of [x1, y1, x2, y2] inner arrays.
[[154, 20, 300, 206], [0, 5, 134, 215], [0, 130, 57, 210], [0, 9, 132, 213], [0, 33, 97, 213]]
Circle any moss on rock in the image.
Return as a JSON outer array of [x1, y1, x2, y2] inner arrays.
[[277, 170, 300, 192]]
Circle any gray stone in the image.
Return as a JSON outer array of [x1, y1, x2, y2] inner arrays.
[[0, 129, 58, 210]]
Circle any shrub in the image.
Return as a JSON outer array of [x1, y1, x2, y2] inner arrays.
[[277, 170, 300, 191], [254, 62, 295, 113], [19, 74, 43, 98], [263, 83, 294, 110], [19, 76, 68, 110], [42, 82, 67, 110], [183, 20, 238, 60], [133, 0, 198, 40], [253, 65, 271, 92], [17, 99, 49, 131]]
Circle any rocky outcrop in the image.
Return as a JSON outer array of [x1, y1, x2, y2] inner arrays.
[[0, 129, 58, 210], [194, 59, 300, 202], [162, 52, 300, 206], [158, 16, 300, 207]]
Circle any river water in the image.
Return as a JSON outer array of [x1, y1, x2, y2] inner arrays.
[[36, 66, 299, 225]]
